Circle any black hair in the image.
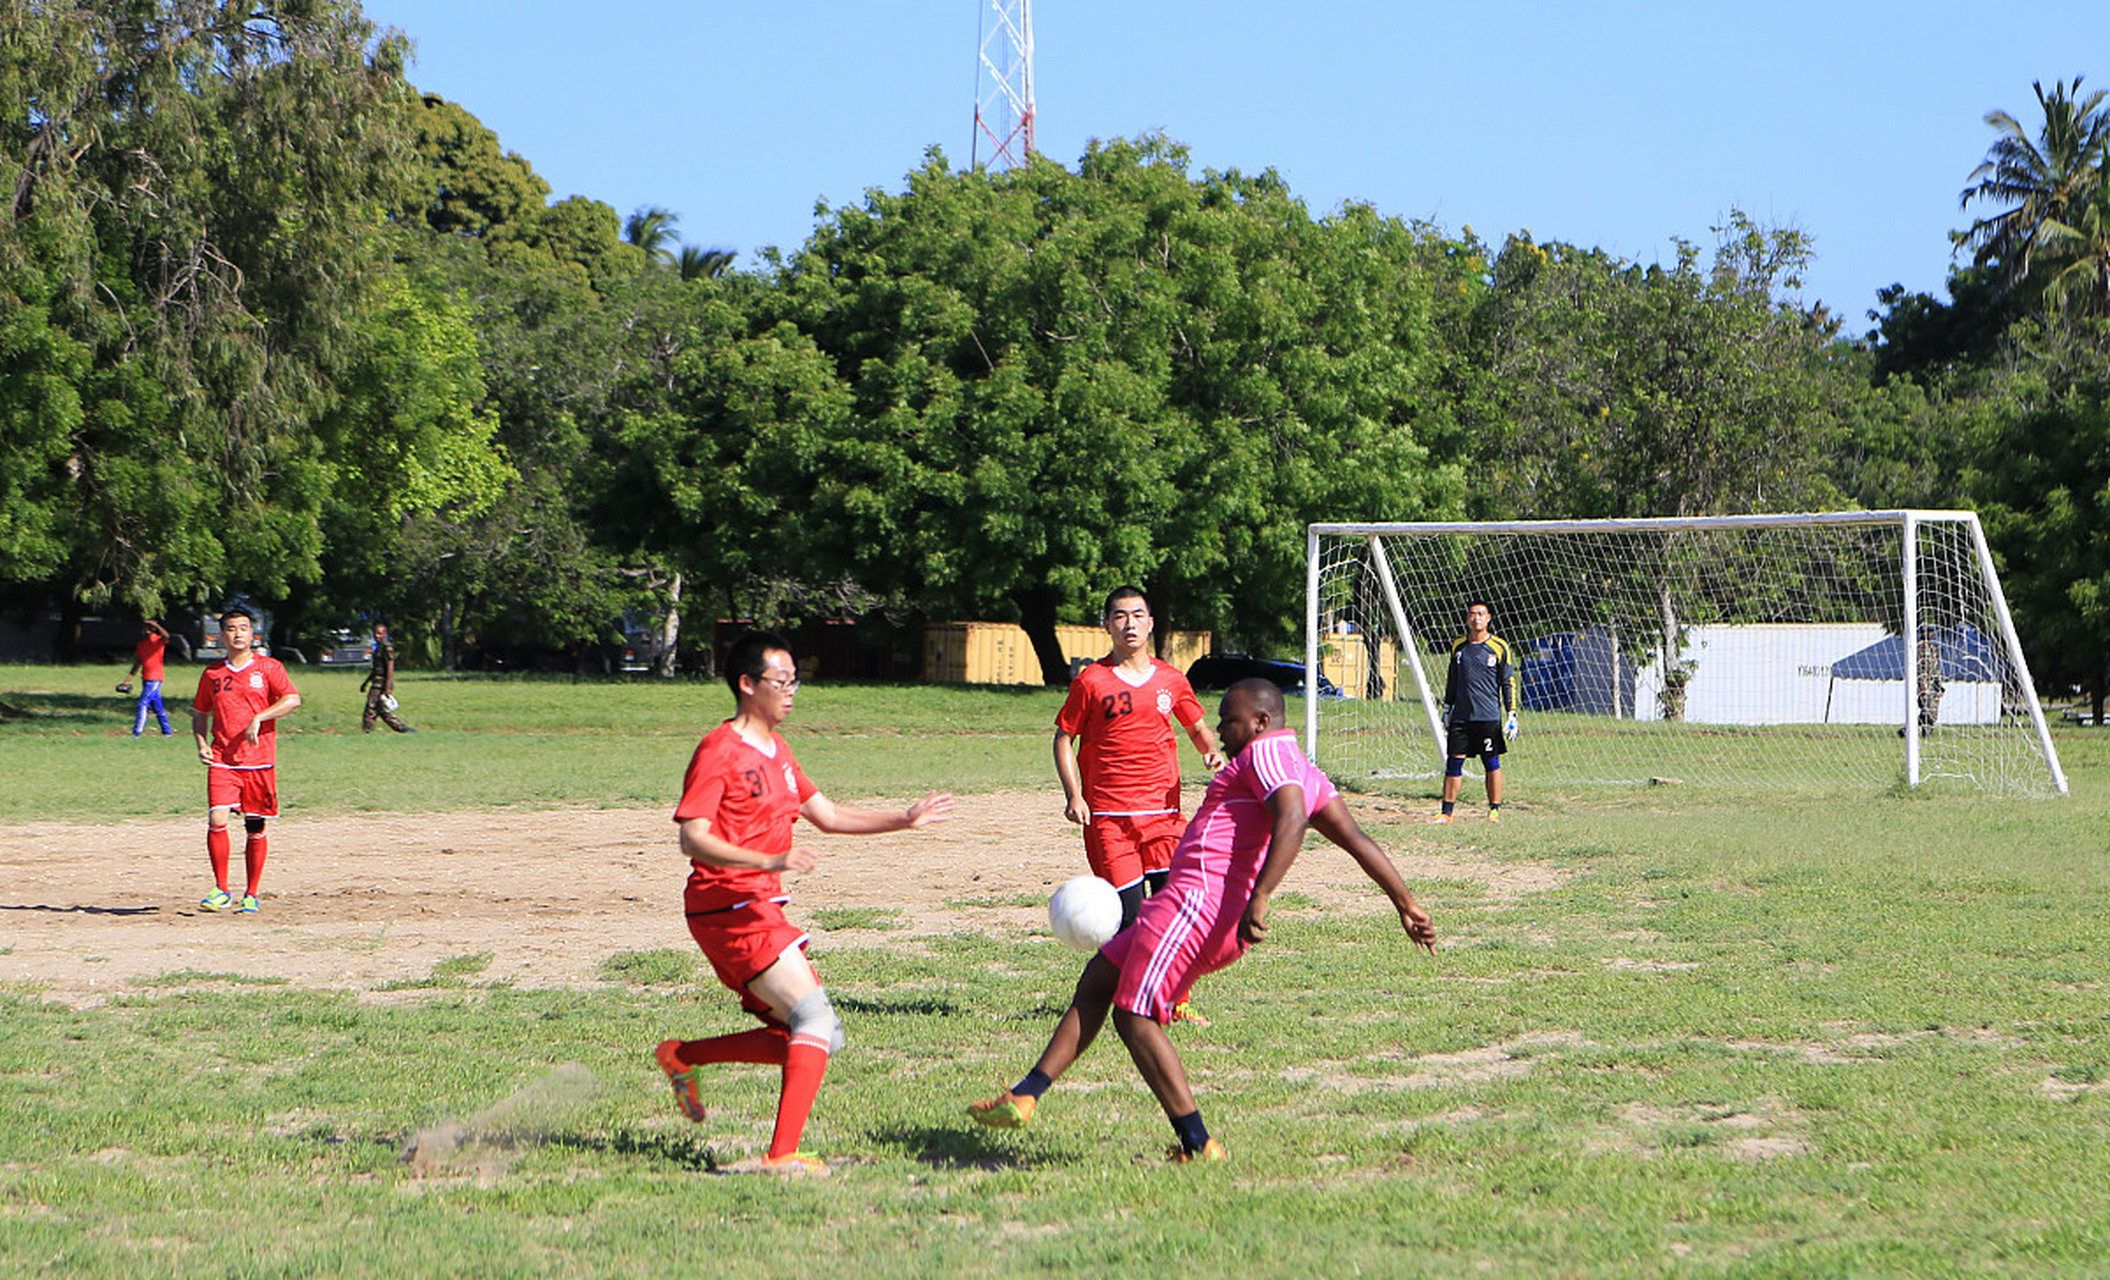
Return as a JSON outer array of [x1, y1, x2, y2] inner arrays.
[[1227, 677, 1287, 722], [220, 604, 256, 625], [724, 631, 792, 697], [1103, 585, 1149, 617]]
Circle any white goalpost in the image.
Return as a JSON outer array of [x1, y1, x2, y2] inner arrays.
[[1305, 512, 2068, 797]]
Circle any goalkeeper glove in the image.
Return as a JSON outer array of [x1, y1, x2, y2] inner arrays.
[[1503, 710, 1518, 740]]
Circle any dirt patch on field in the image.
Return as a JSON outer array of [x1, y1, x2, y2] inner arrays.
[[0, 790, 1567, 1007]]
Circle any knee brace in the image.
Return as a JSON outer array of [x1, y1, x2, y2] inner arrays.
[[244, 815, 267, 835], [787, 987, 846, 1053], [1481, 753, 1502, 772], [1444, 756, 1467, 779]]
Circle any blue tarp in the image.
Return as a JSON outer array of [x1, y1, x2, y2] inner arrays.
[[1830, 625, 2005, 683]]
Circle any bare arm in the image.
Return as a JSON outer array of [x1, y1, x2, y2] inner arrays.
[[244, 692, 302, 744], [679, 816, 815, 874], [193, 708, 214, 765], [800, 790, 955, 835], [1238, 784, 1312, 946], [1053, 729, 1089, 825], [1310, 796, 1436, 953]]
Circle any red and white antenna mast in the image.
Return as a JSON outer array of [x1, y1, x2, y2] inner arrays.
[[972, 0, 1035, 169]]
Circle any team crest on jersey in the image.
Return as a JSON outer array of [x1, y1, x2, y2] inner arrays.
[[1155, 690, 1172, 715], [249, 672, 266, 690], [1484, 653, 1498, 668], [782, 764, 796, 791]]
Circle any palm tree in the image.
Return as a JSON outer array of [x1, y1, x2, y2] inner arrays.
[[1960, 78, 2110, 303], [677, 245, 737, 281], [623, 205, 680, 266], [2030, 165, 2110, 317]]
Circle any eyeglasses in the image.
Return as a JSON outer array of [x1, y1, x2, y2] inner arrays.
[[759, 675, 801, 693]]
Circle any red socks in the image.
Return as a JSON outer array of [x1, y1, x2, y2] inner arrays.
[[676, 1027, 789, 1066], [768, 1042, 831, 1160], [668, 1028, 831, 1159], [243, 831, 267, 897], [206, 825, 230, 891]]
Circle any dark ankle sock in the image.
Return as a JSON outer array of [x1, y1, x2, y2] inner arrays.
[[1011, 1067, 1054, 1099], [1171, 1110, 1210, 1154]]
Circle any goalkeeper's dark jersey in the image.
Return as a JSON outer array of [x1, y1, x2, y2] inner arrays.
[[1443, 634, 1517, 723]]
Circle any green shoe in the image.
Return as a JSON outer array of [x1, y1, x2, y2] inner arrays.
[[200, 889, 234, 912], [237, 895, 259, 914]]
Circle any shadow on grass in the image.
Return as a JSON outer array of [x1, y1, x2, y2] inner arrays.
[[546, 1128, 720, 1172], [869, 1123, 1037, 1170], [834, 994, 964, 1017], [0, 902, 161, 916]]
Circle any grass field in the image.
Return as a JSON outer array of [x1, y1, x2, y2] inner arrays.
[[4, 665, 2109, 1277]]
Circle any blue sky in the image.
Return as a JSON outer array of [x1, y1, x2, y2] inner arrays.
[[361, 1, 2103, 331]]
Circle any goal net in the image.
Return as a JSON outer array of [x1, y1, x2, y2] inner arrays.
[[1306, 512, 2067, 797]]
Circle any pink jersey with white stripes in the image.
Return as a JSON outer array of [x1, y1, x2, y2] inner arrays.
[[1161, 728, 1337, 899]]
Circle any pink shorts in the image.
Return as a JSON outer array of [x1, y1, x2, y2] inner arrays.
[[206, 767, 279, 818], [685, 899, 810, 1023], [1106, 880, 1246, 1024]]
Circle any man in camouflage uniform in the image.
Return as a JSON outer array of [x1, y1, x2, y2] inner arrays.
[[360, 622, 414, 733]]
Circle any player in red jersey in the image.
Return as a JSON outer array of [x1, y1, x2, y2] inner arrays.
[[120, 619, 174, 736], [1056, 587, 1224, 1022], [189, 606, 301, 915], [653, 631, 955, 1174]]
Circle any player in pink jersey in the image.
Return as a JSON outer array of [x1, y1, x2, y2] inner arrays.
[[974, 678, 1437, 1160], [189, 606, 301, 915], [653, 631, 955, 1174]]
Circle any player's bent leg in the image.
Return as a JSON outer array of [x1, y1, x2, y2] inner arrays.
[[1112, 1007, 1198, 1120], [746, 944, 833, 1163], [969, 953, 1123, 1129]]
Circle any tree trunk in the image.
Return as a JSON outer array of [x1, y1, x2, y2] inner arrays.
[[56, 596, 84, 663], [1656, 578, 1684, 722], [1015, 585, 1072, 686], [654, 572, 682, 678], [440, 599, 458, 672]]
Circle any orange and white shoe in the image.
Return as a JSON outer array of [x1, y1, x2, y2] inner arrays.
[[1428, 812, 1454, 825], [967, 1090, 1037, 1129], [1167, 1138, 1228, 1164], [760, 1152, 830, 1175], [1170, 1001, 1212, 1028]]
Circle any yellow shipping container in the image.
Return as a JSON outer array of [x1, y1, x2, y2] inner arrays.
[[1320, 631, 1401, 701], [925, 622, 1214, 686]]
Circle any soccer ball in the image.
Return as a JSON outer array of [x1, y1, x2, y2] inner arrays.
[[1047, 875, 1123, 952]]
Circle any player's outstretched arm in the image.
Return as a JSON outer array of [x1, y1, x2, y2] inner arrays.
[[1310, 796, 1436, 953], [1184, 719, 1227, 773], [800, 790, 956, 836], [679, 816, 816, 874], [1238, 784, 1312, 947]]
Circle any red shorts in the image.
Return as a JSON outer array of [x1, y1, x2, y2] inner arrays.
[[207, 766, 280, 818], [1083, 811, 1183, 889], [685, 898, 811, 1022], [1106, 879, 1245, 1025]]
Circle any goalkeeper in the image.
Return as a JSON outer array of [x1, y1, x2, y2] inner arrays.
[[1433, 601, 1518, 824]]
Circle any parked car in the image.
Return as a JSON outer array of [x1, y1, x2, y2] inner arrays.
[[317, 629, 375, 667], [1186, 653, 1341, 698]]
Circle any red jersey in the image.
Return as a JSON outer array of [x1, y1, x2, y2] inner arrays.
[[1056, 657, 1205, 816], [191, 655, 297, 768], [134, 634, 166, 681], [674, 720, 819, 913]]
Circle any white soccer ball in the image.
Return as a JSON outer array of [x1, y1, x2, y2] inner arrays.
[[1047, 875, 1123, 952]]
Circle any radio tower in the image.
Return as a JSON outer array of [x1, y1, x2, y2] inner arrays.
[[972, 0, 1035, 169]]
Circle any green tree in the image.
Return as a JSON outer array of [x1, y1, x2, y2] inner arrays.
[[740, 139, 1461, 681], [1, 0, 419, 630], [623, 205, 680, 266], [1961, 77, 2110, 308]]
